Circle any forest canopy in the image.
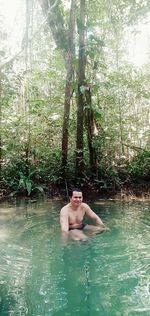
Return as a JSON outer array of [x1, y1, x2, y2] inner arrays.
[[0, 0, 150, 198]]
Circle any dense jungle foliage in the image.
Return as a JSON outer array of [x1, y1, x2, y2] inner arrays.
[[0, 0, 150, 198]]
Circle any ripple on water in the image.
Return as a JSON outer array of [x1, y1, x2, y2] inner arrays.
[[0, 200, 150, 316]]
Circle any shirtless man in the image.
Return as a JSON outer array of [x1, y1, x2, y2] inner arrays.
[[60, 188, 108, 241]]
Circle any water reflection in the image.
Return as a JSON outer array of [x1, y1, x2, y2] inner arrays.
[[0, 199, 150, 315]]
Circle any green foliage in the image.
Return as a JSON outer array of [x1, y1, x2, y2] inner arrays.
[[17, 172, 44, 196], [1, 160, 44, 196], [18, 173, 32, 196], [77, 18, 86, 33], [1, 0, 150, 197], [127, 151, 150, 181]]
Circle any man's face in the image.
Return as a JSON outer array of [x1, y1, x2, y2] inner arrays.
[[71, 191, 83, 206]]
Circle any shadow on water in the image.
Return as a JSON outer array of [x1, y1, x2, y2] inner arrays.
[[0, 199, 150, 315]]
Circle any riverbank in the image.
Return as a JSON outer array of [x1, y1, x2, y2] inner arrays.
[[0, 181, 150, 202]]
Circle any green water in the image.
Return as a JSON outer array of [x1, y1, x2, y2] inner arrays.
[[0, 199, 150, 316]]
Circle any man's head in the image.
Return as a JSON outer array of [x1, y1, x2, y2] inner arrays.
[[70, 188, 83, 206]]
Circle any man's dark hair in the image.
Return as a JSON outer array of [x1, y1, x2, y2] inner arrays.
[[69, 188, 82, 197]]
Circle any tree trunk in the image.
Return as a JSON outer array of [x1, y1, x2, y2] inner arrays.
[[76, 0, 86, 176], [85, 88, 98, 176], [0, 71, 2, 178], [39, 0, 68, 60], [61, 0, 76, 174], [39, 0, 76, 177]]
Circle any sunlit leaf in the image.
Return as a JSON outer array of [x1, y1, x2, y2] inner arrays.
[[25, 180, 32, 196]]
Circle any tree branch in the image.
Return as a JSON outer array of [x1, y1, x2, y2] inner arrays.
[[123, 143, 148, 152]]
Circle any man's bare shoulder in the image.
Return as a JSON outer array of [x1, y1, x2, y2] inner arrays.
[[81, 202, 91, 210], [60, 203, 70, 214]]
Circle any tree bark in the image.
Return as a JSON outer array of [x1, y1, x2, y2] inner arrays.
[[61, 0, 76, 173], [0, 71, 2, 177], [85, 88, 98, 176], [39, 0, 76, 177], [39, 0, 68, 62], [39, 0, 98, 179], [76, 0, 86, 176]]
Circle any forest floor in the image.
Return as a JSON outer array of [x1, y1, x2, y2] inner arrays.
[[82, 181, 150, 201]]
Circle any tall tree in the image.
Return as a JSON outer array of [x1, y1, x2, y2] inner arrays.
[[85, 88, 98, 176], [76, 0, 86, 175], [0, 70, 2, 177], [61, 0, 76, 173], [76, 0, 98, 177], [39, 0, 76, 177]]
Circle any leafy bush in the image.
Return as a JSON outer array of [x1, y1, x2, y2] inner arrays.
[[127, 150, 150, 181]]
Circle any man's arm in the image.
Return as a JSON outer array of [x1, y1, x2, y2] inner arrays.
[[84, 204, 106, 227], [60, 208, 69, 232]]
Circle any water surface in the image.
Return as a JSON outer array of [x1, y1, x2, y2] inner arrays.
[[0, 199, 150, 316]]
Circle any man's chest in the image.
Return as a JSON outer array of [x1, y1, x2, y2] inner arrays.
[[68, 208, 85, 223]]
